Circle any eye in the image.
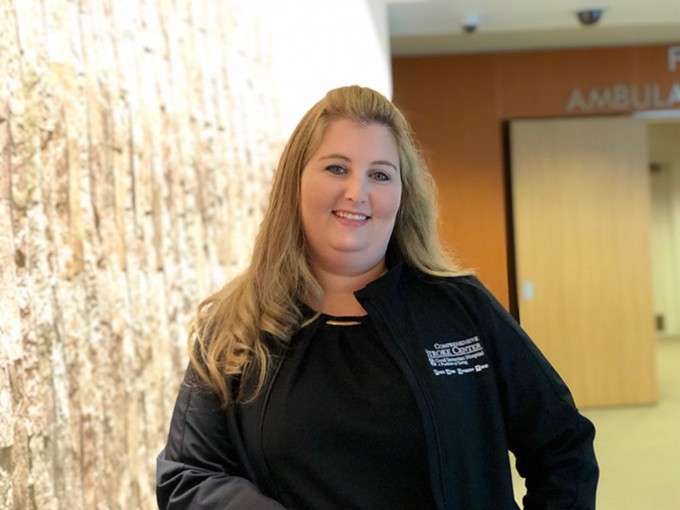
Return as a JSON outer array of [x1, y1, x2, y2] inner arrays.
[[325, 165, 346, 175], [370, 170, 392, 182]]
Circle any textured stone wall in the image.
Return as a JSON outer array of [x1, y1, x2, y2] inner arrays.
[[0, 1, 280, 508]]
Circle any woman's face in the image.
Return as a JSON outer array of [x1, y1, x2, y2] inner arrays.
[[300, 119, 402, 276]]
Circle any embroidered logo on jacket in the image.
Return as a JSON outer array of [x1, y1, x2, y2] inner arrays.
[[425, 336, 489, 376]]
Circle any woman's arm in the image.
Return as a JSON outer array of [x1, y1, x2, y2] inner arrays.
[[156, 366, 288, 510], [471, 280, 599, 509]]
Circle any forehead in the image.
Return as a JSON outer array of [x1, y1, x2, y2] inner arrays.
[[311, 119, 399, 158]]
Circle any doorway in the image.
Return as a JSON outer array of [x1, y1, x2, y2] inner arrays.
[[648, 121, 680, 342], [508, 116, 658, 408], [509, 114, 680, 510]]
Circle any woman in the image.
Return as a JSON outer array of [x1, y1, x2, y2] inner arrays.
[[157, 86, 598, 509]]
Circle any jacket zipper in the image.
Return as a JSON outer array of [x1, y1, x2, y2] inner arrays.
[[256, 345, 291, 503], [366, 303, 449, 510]]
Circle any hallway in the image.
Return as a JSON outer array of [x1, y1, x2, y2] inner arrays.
[[583, 337, 680, 509], [512, 338, 680, 508]]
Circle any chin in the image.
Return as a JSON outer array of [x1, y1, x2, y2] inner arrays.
[[333, 251, 386, 273]]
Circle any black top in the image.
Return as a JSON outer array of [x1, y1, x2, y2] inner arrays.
[[157, 269, 597, 509], [261, 314, 437, 510]]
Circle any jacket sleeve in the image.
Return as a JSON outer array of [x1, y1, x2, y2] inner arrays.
[[156, 366, 288, 510], [473, 281, 599, 510]]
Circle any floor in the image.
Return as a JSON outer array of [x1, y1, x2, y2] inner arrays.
[[511, 337, 680, 509]]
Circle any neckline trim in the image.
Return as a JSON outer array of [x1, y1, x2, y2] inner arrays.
[[325, 319, 363, 326], [322, 314, 367, 326]]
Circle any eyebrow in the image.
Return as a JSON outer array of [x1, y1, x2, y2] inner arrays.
[[318, 154, 399, 171]]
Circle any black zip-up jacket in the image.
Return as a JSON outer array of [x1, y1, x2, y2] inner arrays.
[[157, 265, 598, 509]]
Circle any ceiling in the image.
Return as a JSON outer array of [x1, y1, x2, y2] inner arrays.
[[387, 0, 680, 56]]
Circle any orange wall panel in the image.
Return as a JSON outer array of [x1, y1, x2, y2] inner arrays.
[[392, 55, 508, 301], [392, 43, 680, 308], [497, 48, 638, 117]]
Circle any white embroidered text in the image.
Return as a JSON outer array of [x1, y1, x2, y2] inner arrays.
[[425, 336, 489, 376]]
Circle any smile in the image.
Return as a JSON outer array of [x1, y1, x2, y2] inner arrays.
[[334, 211, 369, 221]]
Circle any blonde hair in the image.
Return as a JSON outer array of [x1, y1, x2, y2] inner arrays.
[[189, 85, 465, 405]]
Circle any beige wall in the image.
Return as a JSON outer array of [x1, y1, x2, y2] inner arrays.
[[0, 1, 391, 509]]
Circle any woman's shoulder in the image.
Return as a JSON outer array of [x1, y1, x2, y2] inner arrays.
[[404, 267, 504, 310], [405, 265, 481, 289]]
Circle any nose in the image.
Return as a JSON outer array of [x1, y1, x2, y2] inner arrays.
[[345, 174, 368, 203]]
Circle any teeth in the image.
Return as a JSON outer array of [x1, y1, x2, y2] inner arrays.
[[335, 211, 367, 220]]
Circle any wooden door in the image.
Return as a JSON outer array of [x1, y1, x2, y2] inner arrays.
[[510, 117, 657, 408]]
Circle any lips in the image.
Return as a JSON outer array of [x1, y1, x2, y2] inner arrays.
[[334, 210, 369, 221]]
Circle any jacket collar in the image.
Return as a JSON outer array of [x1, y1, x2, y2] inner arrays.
[[354, 241, 409, 303], [354, 261, 404, 303]]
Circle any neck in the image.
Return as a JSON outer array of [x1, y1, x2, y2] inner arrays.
[[308, 259, 387, 316]]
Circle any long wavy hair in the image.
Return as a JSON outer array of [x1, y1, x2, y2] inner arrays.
[[189, 85, 466, 405]]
